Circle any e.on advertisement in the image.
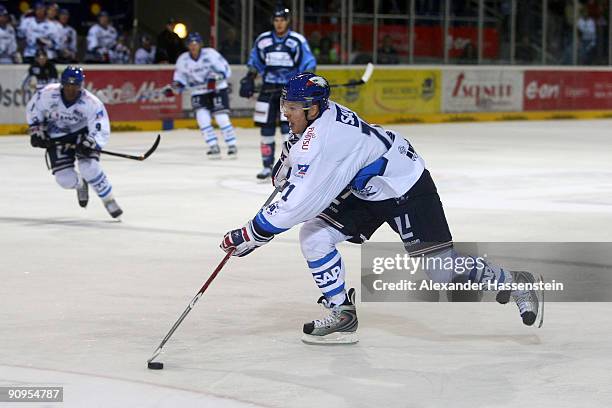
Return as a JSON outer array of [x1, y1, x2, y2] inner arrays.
[[523, 71, 612, 111], [442, 69, 523, 112]]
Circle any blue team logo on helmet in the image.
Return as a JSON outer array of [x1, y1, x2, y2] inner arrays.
[[61, 66, 85, 86], [273, 6, 290, 20], [282, 72, 330, 111], [186, 32, 203, 45]]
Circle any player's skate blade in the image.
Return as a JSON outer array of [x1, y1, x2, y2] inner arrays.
[[104, 198, 123, 219], [77, 179, 89, 208], [227, 145, 237, 159], [256, 167, 272, 180], [302, 288, 358, 345], [496, 271, 544, 327], [301, 331, 358, 345], [207, 144, 221, 160]]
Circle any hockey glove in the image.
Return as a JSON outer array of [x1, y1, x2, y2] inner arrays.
[[28, 125, 48, 148], [163, 81, 184, 97], [239, 73, 255, 98], [76, 133, 99, 154], [207, 73, 224, 91], [220, 220, 273, 257]]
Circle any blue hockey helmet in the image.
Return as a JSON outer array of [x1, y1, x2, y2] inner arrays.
[[61, 66, 85, 86], [281, 72, 330, 113], [0, 5, 8, 16], [273, 5, 290, 20], [187, 32, 203, 45]]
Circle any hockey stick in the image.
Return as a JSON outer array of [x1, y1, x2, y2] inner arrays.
[[256, 63, 375, 95], [146, 186, 282, 368], [329, 62, 375, 89], [50, 134, 161, 161]]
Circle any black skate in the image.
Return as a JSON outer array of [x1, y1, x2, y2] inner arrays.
[[302, 288, 359, 344], [496, 271, 544, 327], [104, 198, 123, 219], [256, 167, 272, 180], [77, 179, 89, 208], [207, 144, 221, 159], [227, 145, 238, 159]]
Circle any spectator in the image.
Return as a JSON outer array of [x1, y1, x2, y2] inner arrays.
[[18, 2, 57, 62], [458, 41, 477, 64], [135, 34, 156, 64], [86, 11, 118, 63], [219, 28, 240, 63], [350, 40, 371, 64], [314, 36, 339, 64], [110, 34, 130, 64], [22, 48, 58, 92], [377, 35, 399, 64], [155, 18, 185, 64], [56, 9, 76, 63], [515, 34, 536, 64], [0, 5, 21, 63], [577, 8, 596, 64]]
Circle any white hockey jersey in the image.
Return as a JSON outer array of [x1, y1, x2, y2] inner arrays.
[[254, 101, 425, 234], [18, 17, 59, 59], [172, 49, 231, 95], [26, 83, 111, 148], [86, 23, 117, 53], [0, 24, 18, 63], [57, 23, 77, 56]]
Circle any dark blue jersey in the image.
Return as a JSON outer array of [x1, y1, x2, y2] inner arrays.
[[247, 30, 316, 85]]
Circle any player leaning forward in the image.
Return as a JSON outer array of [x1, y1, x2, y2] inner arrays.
[[26, 66, 123, 219], [221, 73, 542, 344], [170, 32, 236, 158]]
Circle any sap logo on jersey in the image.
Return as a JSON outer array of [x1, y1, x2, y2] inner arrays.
[[313, 262, 342, 287], [301, 127, 316, 150], [295, 164, 310, 177]]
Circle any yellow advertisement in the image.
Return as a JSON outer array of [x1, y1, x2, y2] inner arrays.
[[317, 68, 441, 123]]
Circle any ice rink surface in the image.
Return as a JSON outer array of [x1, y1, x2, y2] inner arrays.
[[1, 120, 611, 407]]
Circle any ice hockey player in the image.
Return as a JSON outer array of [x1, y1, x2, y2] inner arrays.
[[168, 32, 236, 158], [0, 5, 21, 64], [85, 11, 117, 63], [18, 2, 58, 62], [239, 5, 316, 179], [221, 73, 541, 344], [26, 66, 123, 219]]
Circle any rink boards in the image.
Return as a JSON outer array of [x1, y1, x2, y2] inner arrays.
[[2, 64, 612, 134]]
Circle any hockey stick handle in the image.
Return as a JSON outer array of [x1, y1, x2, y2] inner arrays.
[[147, 186, 282, 363], [48, 134, 160, 161], [147, 248, 235, 363]]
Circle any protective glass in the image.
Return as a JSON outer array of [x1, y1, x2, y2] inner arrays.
[[280, 98, 310, 115]]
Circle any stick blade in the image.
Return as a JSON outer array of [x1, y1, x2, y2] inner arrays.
[[360, 63, 374, 84], [141, 134, 161, 160]]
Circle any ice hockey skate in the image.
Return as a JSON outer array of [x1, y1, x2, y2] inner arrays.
[[227, 145, 237, 159], [77, 178, 89, 208], [496, 271, 544, 327], [302, 288, 358, 345], [207, 144, 221, 159], [256, 166, 272, 180], [103, 197, 123, 219]]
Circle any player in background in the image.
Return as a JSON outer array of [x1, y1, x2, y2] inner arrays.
[[221, 73, 541, 344], [168, 32, 236, 158], [18, 2, 58, 62], [23, 48, 58, 93], [86, 11, 117, 63], [239, 5, 316, 179], [134, 34, 156, 64], [0, 5, 21, 64], [56, 9, 77, 63], [26, 66, 123, 219]]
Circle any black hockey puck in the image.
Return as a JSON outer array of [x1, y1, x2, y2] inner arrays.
[[148, 361, 164, 370]]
